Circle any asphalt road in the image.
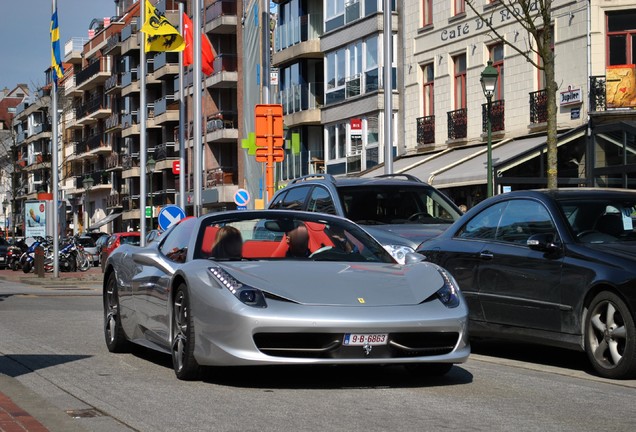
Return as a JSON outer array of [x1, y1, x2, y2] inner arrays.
[[0, 276, 635, 432]]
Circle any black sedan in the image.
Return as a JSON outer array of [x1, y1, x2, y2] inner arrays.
[[417, 188, 636, 379]]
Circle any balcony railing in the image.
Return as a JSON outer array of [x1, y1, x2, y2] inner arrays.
[[206, 0, 237, 21], [122, 69, 137, 87], [106, 193, 122, 208], [212, 54, 238, 73], [481, 100, 505, 133], [416, 115, 435, 145], [105, 73, 120, 92], [75, 56, 111, 87], [447, 108, 467, 140], [75, 95, 107, 119], [206, 167, 235, 187], [529, 90, 548, 124], [154, 143, 176, 161], [106, 152, 120, 169], [155, 95, 176, 116], [153, 51, 179, 70], [590, 75, 606, 112], [105, 113, 121, 130], [280, 82, 324, 115], [275, 13, 322, 52], [104, 33, 121, 54]]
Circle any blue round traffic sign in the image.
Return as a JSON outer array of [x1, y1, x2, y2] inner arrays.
[[234, 189, 251, 207], [158, 205, 186, 231]]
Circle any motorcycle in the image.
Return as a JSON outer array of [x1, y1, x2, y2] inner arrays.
[[7, 241, 28, 271]]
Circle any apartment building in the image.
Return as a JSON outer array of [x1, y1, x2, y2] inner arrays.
[[56, 0, 244, 233]]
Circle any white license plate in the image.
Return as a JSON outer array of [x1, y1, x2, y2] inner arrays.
[[343, 333, 388, 346]]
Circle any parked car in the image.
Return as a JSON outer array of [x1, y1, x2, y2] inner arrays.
[[76, 236, 99, 267], [0, 237, 8, 269], [95, 234, 110, 267], [100, 232, 141, 271], [268, 174, 462, 263], [416, 188, 636, 379], [103, 210, 469, 380]]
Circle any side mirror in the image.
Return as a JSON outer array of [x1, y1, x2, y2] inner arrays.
[[404, 252, 426, 265], [527, 233, 560, 253], [132, 250, 176, 274]]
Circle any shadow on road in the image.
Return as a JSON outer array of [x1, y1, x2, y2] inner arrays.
[[471, 338, 596, 375], [0, 354, 92, 377], [128, 345, 473, 388]]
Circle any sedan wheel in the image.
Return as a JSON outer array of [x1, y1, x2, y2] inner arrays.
[[172, 284, 200, 380], [104, 273, 130, 352], [585, 291, 636, 379]]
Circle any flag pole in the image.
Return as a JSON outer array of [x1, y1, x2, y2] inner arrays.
[[178, 2, 186, 211], [193, 0, 202, 216], [140, 0, 148, 245], [51, 0, 60, 277]]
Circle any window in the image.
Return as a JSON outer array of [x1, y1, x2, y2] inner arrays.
[[458, 201, 505, 240], [422, 63, 434, 116], [453, 53, 467, 109], [489, 44, 504, 100], [607, 10, 636, 65], [161, 217, 197, 263], [307, 187, 336, 214], [454, 0, 465, 16], [326, 122, 348, 161], [423, 0, 432, 26], [496, 200, 555, 244], [326, 49, 346, 104], [365, 36, 379, 92], [275, 186, 311, 210]]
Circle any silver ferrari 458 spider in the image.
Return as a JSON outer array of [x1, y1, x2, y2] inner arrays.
[[103, 210, 469, 380]]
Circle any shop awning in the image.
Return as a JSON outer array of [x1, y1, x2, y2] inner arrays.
[[359, 150, 443, 177], [430, 135, 548, 188], [404, 146, 485, 184], [89, 210, 122, 230]]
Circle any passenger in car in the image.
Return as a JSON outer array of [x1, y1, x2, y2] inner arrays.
[[286, 223, 311, 258], [210, 226, 243, 259]]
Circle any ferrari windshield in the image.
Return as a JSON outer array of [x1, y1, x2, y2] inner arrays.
[[558, 198, 636, 243], [194, 214, 396, 263]]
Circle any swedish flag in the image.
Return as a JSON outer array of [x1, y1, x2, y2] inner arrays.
[[50, 9, 64, 82]]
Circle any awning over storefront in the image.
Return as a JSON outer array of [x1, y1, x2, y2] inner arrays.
[[405, 146, 485, 184], [430, 135, 548, 188], [89, 210, 122, 230], [360, 150, 443, 177]]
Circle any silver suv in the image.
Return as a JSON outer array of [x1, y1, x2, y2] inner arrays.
[[268, 174, 462, 263]]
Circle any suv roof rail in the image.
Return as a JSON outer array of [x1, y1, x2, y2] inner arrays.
[[374, 173, 423, 183], [290, 173, 337, 184]]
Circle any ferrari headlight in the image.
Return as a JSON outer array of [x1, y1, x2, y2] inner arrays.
[[383, 244, 415, 264], [435, 268, 460, 308], [209, 267, 267, 308]]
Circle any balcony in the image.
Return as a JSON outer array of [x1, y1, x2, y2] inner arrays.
[[154, 142, 176, 163], [416, 115, 435, 146], [482, 100, 505, 133], [105, 73, 121, 94], [104, 32, 121, 55], [106, 192, 122, 209], [447, 108, 467, 141], [104, 112, 121, 131], [590, 76, 606, 113], [105, 152, 122, 171], [529, 90, 548, 125], [75, 172, 111, 191], [15, 131, 26, 144], [206, 167, 236, 188], [274, 14, 322, 66], [121, 69, 139, 95], [154, 95, 178, 124], [205, 54, 238, 88], [121, 23, 139, 54], [76, 56, 112, 91], [205, 0, 238, 34], [75, 95, 111, 125], [75, 130, 110, 158], [190, 113, 238, 143], [280, 82, 323, 126], [63, 37, 87, 64], [152, 52, 179, 79], [64, 75, 83, 97]]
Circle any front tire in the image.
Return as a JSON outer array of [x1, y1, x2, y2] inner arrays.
[[585, 291, 636, 379], [104, 272, 130, 353], [172, 284, 200, 380]]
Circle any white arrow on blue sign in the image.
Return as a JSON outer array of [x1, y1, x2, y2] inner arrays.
[[158, 205, 186, 231], [234, 188, 251, 207]]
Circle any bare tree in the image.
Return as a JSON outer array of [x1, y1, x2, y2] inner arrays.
[[467, 0, 558, 189]]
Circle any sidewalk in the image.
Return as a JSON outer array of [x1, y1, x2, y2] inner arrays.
[[0, 374, 86, 432], [0, 266, 103, 287]]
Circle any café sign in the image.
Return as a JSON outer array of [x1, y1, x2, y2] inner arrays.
[[560, 86, 582, 106]]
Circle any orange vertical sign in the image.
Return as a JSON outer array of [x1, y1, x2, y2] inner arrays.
[[254, 104, 285, 201]]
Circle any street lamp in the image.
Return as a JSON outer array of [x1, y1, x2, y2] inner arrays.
[[481, 60, 499, 198], [83, 175, 94, 233], [147, 157, 156, 231], [2, 199, 7, 239]]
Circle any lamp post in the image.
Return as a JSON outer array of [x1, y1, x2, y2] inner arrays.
[[83, 175, 94, 233], [481, 60, 499, 198], [2, 199, 7, 239], [147, 157, 156, 231]]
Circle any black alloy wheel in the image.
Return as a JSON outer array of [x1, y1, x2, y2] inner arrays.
[[172, 284, 200, 380]]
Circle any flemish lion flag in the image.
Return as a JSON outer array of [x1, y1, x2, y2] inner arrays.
[[50, 8, 64, 82], [142, 0, 185, 53]]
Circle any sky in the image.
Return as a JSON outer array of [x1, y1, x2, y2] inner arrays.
[[1, 1, 115, 92]]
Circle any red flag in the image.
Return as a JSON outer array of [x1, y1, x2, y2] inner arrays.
[[182, 13, 215, 76]]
